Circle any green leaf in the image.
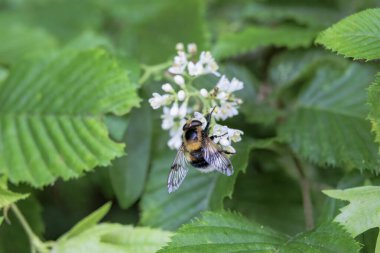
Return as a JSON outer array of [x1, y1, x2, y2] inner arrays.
[[55, 223, 171, 253], [0, 49, 140, 187], [368, 75, 380, 154], [60, 202, 111, 241], [109, 104, 152, 209], [279, 62, 380, 171], [140, 139, 255, 230], [159, 212, 360, 253], [0, 23, 57, 65], [324, 186, 380, 237], [269, 49, 340, 89], [242, 2, 343, 28], [115, 0, 208, 64], [316, 9, 380, 61], [213, 25, 318, 59], [0, 186, 28, 209]]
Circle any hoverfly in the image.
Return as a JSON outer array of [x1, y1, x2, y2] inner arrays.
[[168, 107, 234, 193]]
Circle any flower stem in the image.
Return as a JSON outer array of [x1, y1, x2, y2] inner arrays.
[[139, 60, 172, 85], [10, 204, 49, 253]]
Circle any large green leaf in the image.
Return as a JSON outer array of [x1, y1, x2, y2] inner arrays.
[[279, 62, 380, 171], [0, 23, 57, 65], [0, 49, 140, 187], [316, 9, 380, 61], [114, 0, 208, 64], [159, 212, 360, 253], [213, 25, 317, 59], [324, 186, 380, 238], [269, 49, 340, 89], [368, 75, 380, 153], [109, 104, 152, 209], [140, 139, 254, 230]]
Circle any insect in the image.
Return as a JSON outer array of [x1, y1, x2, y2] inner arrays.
[[168, 107, 234, 193]]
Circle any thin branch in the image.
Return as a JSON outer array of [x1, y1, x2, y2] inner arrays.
[[10, 204, 49, 253], [292, 154, 314, 230]]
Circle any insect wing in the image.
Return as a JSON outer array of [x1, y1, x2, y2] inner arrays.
[[168, 145, 189, 193], [202, 137, 233, 176]]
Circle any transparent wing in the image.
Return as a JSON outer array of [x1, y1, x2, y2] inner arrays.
[[168, 144, 189, 193], [202, 137, 233, 176]]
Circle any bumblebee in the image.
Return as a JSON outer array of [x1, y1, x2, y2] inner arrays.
[[168, 108, 234, 193]]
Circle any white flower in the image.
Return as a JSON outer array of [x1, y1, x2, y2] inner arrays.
[[149, 93, 171, 109], [228, 128, 244, 142], [168, 127, 183, 149], [187, 43, 197, 54], [168, 51, 188, 75], [170, 102, 179, 116], [178, 102, 187, 118], [168, 118, 186, 150], [224, 145, 236, 154], [212, 124, 228, 144], [162, 83, 174, 93], [177, 90, 186, 101], [187, 61, 203, 76], [216, 91, 229, 101], [174, 75, 185, 86], [214, 102, 239, 120], [200, 88, 208, 97], [193, 111, 207, 129], [161, 107, 174, 130], [216, 76, 244, 93], [199, 51, 219, 76]]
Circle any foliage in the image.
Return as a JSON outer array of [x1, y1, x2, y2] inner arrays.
[[0, 0, 380, 252], [159, 212, 359, 253]]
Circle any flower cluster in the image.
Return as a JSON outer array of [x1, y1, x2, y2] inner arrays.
[[148, 43, 244, 150]]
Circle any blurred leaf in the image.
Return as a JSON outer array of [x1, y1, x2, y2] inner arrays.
[[0, 23, 57, 65], [269, 49, 340, 89], [115, 0, 208, 64], [279, 62, 380, 172], [0, 196, 44, 253], [0, 49, 140, 187], [213, 25, 317, 59], [60, 202, 111, 241], [109, 104, 152, 208], [368, 75, 380, 154], [0, 186, 28, 208], [140, 139, 255, 230], [21, 0, 105, 41], [242, 1, 343, 28], [55, 223, 171, 253], [0, 217, 2, 226], [316, 9, 380, 60], [64, 31, 115, 52], [159, 212, 360, 253], [324, 186, 380, 239]]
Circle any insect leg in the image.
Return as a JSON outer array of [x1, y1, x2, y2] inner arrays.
[[210, 132, 228, 140], [205, 106, 216, 134]]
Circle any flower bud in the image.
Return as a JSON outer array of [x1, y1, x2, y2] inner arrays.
[[174, 75, 185, 86], [162, 83, 174, 92], [177, 90, 186, 101], [200, 88, 208, 97]]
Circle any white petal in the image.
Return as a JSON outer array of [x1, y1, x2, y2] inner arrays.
[[200, 88, 208, 97]]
